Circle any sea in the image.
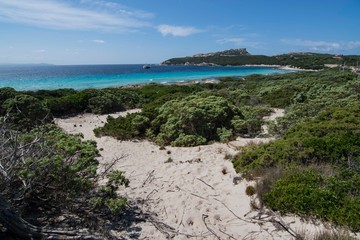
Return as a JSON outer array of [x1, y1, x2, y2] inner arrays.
[[0, 64, 295, 91]]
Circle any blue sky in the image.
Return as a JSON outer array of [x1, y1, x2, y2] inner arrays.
[[0, 0, 359, 65]]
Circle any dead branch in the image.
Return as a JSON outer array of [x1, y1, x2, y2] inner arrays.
[[202, 214, 221, 240], [0, 193, 103, 240], [178, 209, 185, 228], [196, 177, 215, 190], [269, 214, 299, 238], [98, 153, 128, 179], [213, 198, 253, 224], [142, 170, 155, 187], [250, 210, 300, 239], [146, 189, 158, 200], [190, 193, 207, 200], [219, 228, 237, 240]]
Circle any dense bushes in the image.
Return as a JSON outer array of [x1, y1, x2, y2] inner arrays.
[[233, 105, 360, 172], [1, 94, 52, 130], [264, 168, 360, 230], [0, 87, 143, 118], [228, 69, 360, 230], [95, 94, 264, 147], [0, 124, 99, 212], [149, 95, 242, 146], [45, 88, 142, 116], [233, 105, 359, 230], [0, 87, 17, 114], [94, 112, 149, 140]]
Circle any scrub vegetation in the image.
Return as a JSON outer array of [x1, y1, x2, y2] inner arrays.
[[0, 66, 359, 236]]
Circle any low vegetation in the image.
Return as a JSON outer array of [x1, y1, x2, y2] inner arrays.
[[232, 70, 360, 231], [0, 90, 131, 238], [0, 67, 359, 235]]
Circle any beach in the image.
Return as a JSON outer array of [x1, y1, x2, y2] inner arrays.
[[54, 109, 336, 239]]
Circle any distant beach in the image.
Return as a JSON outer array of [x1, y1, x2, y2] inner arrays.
[[0, 64, 296, 91]]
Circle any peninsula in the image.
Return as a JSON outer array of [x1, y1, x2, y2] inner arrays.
[[162, 48, 360, 70]]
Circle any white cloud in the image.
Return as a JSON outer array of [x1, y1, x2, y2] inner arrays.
[[0, 0, 152, 32], [216, 37, 261, 48], [34, 49, 46, 53], [79, 0, 154, 19], [348, 41, 360, 49], [157, 24, 201, 37], [281, 39, 360, 52], [92, 39, 105, 44], [216, 38, 246, 45]]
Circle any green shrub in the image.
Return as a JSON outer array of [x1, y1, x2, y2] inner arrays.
[[46, 92, 88, 116], [88, 93, 124, 114], [233, 105, 360, 172], [245, 185, 256, 196], [150, 94, 243, 146], [170, 134, 207, 147], [94, 113, 149, 140], [90, 170, 129, 215], [0, 87, 17, 114], [217, 127, 233, 142], [2, 94, 52, 130], [1, 124, 99, 211], [264, 169, 360, 231]]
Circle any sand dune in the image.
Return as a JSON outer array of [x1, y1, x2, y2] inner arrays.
[[55, 109, 331, 239]]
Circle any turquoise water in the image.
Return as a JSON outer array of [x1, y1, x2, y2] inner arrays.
[[0, 64, 295, 91]]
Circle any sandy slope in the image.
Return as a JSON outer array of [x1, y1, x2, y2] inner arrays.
[[55, 109, 330, 239]]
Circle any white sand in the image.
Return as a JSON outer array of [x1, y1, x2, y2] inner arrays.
[[55, 109, 342, 239]]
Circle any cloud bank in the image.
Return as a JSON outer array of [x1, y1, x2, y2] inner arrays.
[[281, 39, 360, 52], [92, 39, 105, 44], [0, 0, 152, 32], [157, 24, 201, 37]]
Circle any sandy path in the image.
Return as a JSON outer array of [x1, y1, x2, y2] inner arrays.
[[55, 109, 327, 239]]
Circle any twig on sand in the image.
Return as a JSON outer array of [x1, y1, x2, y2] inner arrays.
[[178, 209, 185, 228], [268, 211, 299, 238], [149, 219, 202, 239], [219, 228, 237, 240], [251, 210, 300, 238], [190, 193, 207, 200], [215, 197, 300, 238], [142, 170, 155, 187], [146, 189, 158, 200], [202, 214, 221, 240], [213, 198, 253, 223], [196, 177, 215, 190], [150, 220, 177, 239]]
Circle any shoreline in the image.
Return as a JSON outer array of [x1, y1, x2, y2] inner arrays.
[[243, 64, 317, 71], [1, 65, 297, 92]]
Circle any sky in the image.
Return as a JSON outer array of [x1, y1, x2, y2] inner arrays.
[[0, 0, 360, 65]]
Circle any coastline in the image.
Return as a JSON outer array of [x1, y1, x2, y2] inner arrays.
[[243, 64, 317, 71], [0, 64, 294, 91]]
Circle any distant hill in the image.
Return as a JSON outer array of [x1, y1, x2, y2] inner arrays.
[[191, 48, 250, 58], [0, 63, 53, 67], [162, 49, 360, 70]]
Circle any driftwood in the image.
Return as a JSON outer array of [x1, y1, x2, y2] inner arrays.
[[0, 193, 104, 239], [202, 214, 221, 240], [0, 193, 42, 239], [142, 170, 155, 187], [196, 177, 215, 190]]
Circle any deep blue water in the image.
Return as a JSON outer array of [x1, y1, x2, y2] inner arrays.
[[0, 64, 295, 91]]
